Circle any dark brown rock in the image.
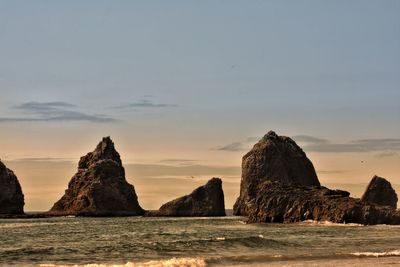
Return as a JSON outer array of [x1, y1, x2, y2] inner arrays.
[[153, 177, 225, 216], [48, 137, 144, 216], [247, 181, 400, 225], [361, 175, 398, 209], [234, 131, 320, 215], [0, 161, 24, 214]]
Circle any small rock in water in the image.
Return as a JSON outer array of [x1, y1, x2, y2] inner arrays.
[[361, 175, 398, 209], [153, 177, 226, 216]]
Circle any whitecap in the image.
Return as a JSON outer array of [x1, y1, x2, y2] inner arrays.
[[39, 257, 207, 267], [351, 250, 400, 257], [300, 220, 364, 227]]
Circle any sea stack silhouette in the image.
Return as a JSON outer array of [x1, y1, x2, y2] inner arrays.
[[152, 177, 226, 216], [48, 137, 144, 216], [236, 131, 400, 225], [0, 160, 24, 214], [361, 175, 398, 209], [233, 130, 319, 216]]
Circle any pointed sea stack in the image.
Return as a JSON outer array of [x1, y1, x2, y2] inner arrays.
[[154, 177, 226, 216], [48, 137, 144, 216], [0, 161, 24, 214], [234, 131, 320, 215], [361, 175, 398, 209]]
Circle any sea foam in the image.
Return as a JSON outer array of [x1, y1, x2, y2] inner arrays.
[[351, 250, 400, 257], [40, 257, 207, 267]]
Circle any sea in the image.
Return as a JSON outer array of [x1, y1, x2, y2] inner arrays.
[[1, 214, 399, 267]]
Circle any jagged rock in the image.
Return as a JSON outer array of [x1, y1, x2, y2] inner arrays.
[[361, 175, 398, 209], [0, 161, 24, 214], [153, 178, 225, 216], [234, 131, 320, 215], [48, 137, 144, 216], [247, 181, 400, 225]]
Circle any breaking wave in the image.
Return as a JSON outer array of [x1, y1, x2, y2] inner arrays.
[[300, 220, 364, 227], [40, 257, 207, 267], [351, 250, 400, 257]]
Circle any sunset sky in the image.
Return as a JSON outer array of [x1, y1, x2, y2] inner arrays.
[[1, 1, 399, 211]]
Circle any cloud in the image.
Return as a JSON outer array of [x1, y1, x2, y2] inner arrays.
[[15, 101, 76, 112], [214, 142, 246, 152], [10, 157, 74, 162], [302, 138, 400, 153], [158, 159, 199, 166], [374, 151, 399, 158], [292, 134, 400, 153], [115, 99, 178, 109], [246, 136, 261, 142], [0, 101, 116, 123], [292, 135, 329, 144], [216, 133, 400, 154]]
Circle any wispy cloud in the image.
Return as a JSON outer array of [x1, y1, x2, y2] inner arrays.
[[115, 99, 178, 109], [15, 101, 76, 112], [374, 151, 399, 158], [216, 133, 400, 153], [0, 101, 116, 123], [158, 159, 199, 166], [214, 142, 246, 152], [246, 136, 261, 142], [10, 157, 74, 163], [292, 135, 329, 144], [301, 138, 400, 153]]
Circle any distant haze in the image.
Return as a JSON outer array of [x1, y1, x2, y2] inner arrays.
[[0, 1, 399, 210]]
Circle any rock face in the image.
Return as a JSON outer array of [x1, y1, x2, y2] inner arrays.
[[155, 177, 226, 216], [361, 176, 398, 209], [49, 137, 144, 216], [0, 161, 24, 214], [234, 131, 320, 215], [247, 181, 400, 225]]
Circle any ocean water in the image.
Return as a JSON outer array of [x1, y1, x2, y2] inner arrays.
[[0, 216, 399, 267]]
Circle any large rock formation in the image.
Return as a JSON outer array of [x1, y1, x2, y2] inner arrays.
[[235, 131, 400, 225], [48, 137, 144, 216], [361, 175, 398, 209], [247, 181, 400, 225], [234, 131, 320, 215], [0, 161, 24, 214], [153, 177, 225, 216]]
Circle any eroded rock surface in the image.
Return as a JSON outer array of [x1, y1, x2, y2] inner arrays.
[[247, 181, 400, 225], [361, 175, 398, 209], [48, 137, 144, 216], [154, 177, 226, 216], [0, 161, 24, 214], [234, 131, 320, 215]]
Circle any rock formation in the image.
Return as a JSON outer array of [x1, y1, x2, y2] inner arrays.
[[0, 161, 24, 214], [48, 137, 144, 216], [247, 181, 400, 225], [153, 177, 225, 216], [235, 130, 400, 225], [361, 175, 398, 209], [234, 131, 320, 215]]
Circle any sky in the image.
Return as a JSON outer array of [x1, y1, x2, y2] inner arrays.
[[0, 1, 399, 211]]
